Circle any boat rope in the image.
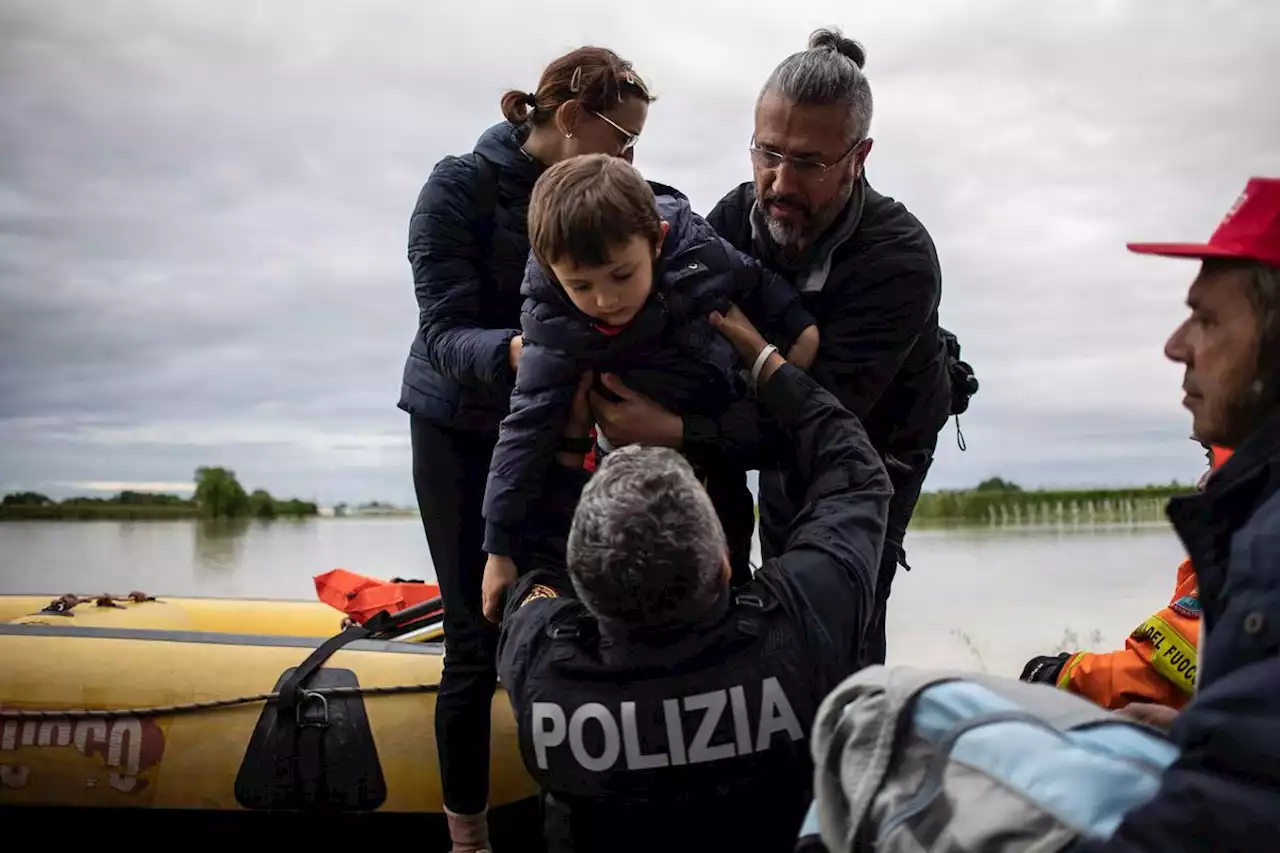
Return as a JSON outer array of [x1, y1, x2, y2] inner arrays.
[[39, 591, 157, 614], [0, 682, 440, 721]]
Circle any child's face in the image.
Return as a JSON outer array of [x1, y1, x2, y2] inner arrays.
[[550, 223, 668, 328]]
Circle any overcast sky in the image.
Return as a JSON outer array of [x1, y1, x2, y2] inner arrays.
[[1, 0, 1276, 506]]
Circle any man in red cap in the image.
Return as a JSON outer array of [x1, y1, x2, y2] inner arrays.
[[1131, 176, 1280, 448], [1072, 177, 1280, 851]]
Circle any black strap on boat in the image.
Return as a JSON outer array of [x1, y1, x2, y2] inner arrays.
[[277, 624, 368, 715], [276, 595, 444, 714], [295, 691, 330, 806]]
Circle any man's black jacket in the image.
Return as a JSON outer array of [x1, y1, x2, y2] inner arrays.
[[696, 177, 951, 463]]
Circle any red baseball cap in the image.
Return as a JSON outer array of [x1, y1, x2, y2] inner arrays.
[[1127, 176, 1280, 267]]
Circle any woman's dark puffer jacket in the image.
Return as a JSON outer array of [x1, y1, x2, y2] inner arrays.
[[481, 187, 816, 557], [398, 121, 547, 433]]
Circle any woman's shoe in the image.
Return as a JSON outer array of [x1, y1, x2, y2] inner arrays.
[[446, 807, 492, 853]]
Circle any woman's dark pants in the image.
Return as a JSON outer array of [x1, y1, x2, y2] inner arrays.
[[411, 416, 499, 816]]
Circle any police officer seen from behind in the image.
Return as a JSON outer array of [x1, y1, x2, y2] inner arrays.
[[494, 304, 892, 852]]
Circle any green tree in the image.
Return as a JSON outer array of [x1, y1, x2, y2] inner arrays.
[[248, 488, 277, 519], [2, 492, 52, 506], [276, 498, 318, 516], [193, 466, 250, 518], [115, 490, 193, 506], [975, 477, 1022, 493]]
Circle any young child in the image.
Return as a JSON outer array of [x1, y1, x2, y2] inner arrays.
[[481, 153, 819, 616]]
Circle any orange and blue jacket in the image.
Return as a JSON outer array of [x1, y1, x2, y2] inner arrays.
[[1056, 445, 1232, 709], [1057, 557, 1201, 710]]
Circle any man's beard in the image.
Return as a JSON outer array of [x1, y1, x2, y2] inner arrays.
[[763, 213, 806, 251], [763, 215, 810, 266], [761, 179, 855, 255]]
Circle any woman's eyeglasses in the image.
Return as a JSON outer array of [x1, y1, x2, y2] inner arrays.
[[590, 110, 641, 153]]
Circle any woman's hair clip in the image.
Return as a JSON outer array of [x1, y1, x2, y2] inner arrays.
[[569, 66, 583, 94]]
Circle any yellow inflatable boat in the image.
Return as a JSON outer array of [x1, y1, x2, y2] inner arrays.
[[0, 591, 542, 846]]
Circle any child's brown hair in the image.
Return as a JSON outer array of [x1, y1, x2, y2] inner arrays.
[[528, 154, 663, 269]]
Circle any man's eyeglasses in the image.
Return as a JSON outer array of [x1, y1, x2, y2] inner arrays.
[[590, 110, 641, 153], [749, 137, 865, 183]]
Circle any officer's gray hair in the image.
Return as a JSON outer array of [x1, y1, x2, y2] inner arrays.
[[567, 445, 727, 626], [760, 27, 873, 144]]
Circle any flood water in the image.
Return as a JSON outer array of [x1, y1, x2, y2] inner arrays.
[[0, 518, 1187, 679]]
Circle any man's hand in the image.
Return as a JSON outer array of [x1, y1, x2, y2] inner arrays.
[[709, 304, 785, 384], [1019, 652, 1070, 685], [565, 371, 594, 438], [787, 324, 820, 370], [507, 334, 524, 373], [1116, 702, 1180, 731], [556, 371, 595, 468], [591, 373, 684, 448], [482, 554, 518, 624], [709, 304, 768, 363]]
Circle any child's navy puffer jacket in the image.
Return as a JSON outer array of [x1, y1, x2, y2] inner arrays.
[[482, 183, 815, 557]]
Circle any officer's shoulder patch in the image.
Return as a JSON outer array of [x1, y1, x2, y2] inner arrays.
[[1170, 594, 1202, 619], [520, 583, 560, 609]]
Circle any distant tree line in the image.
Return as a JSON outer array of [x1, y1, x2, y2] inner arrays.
[[0, 467, 317, 521], [332, 500, 415, 517], [914, 476, 1194, 523]]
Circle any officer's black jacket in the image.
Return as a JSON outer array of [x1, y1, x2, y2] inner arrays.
[[496, 363, 892, 852]]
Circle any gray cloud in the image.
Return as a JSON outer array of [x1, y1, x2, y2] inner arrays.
[[1, 0, 1277, 504]]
